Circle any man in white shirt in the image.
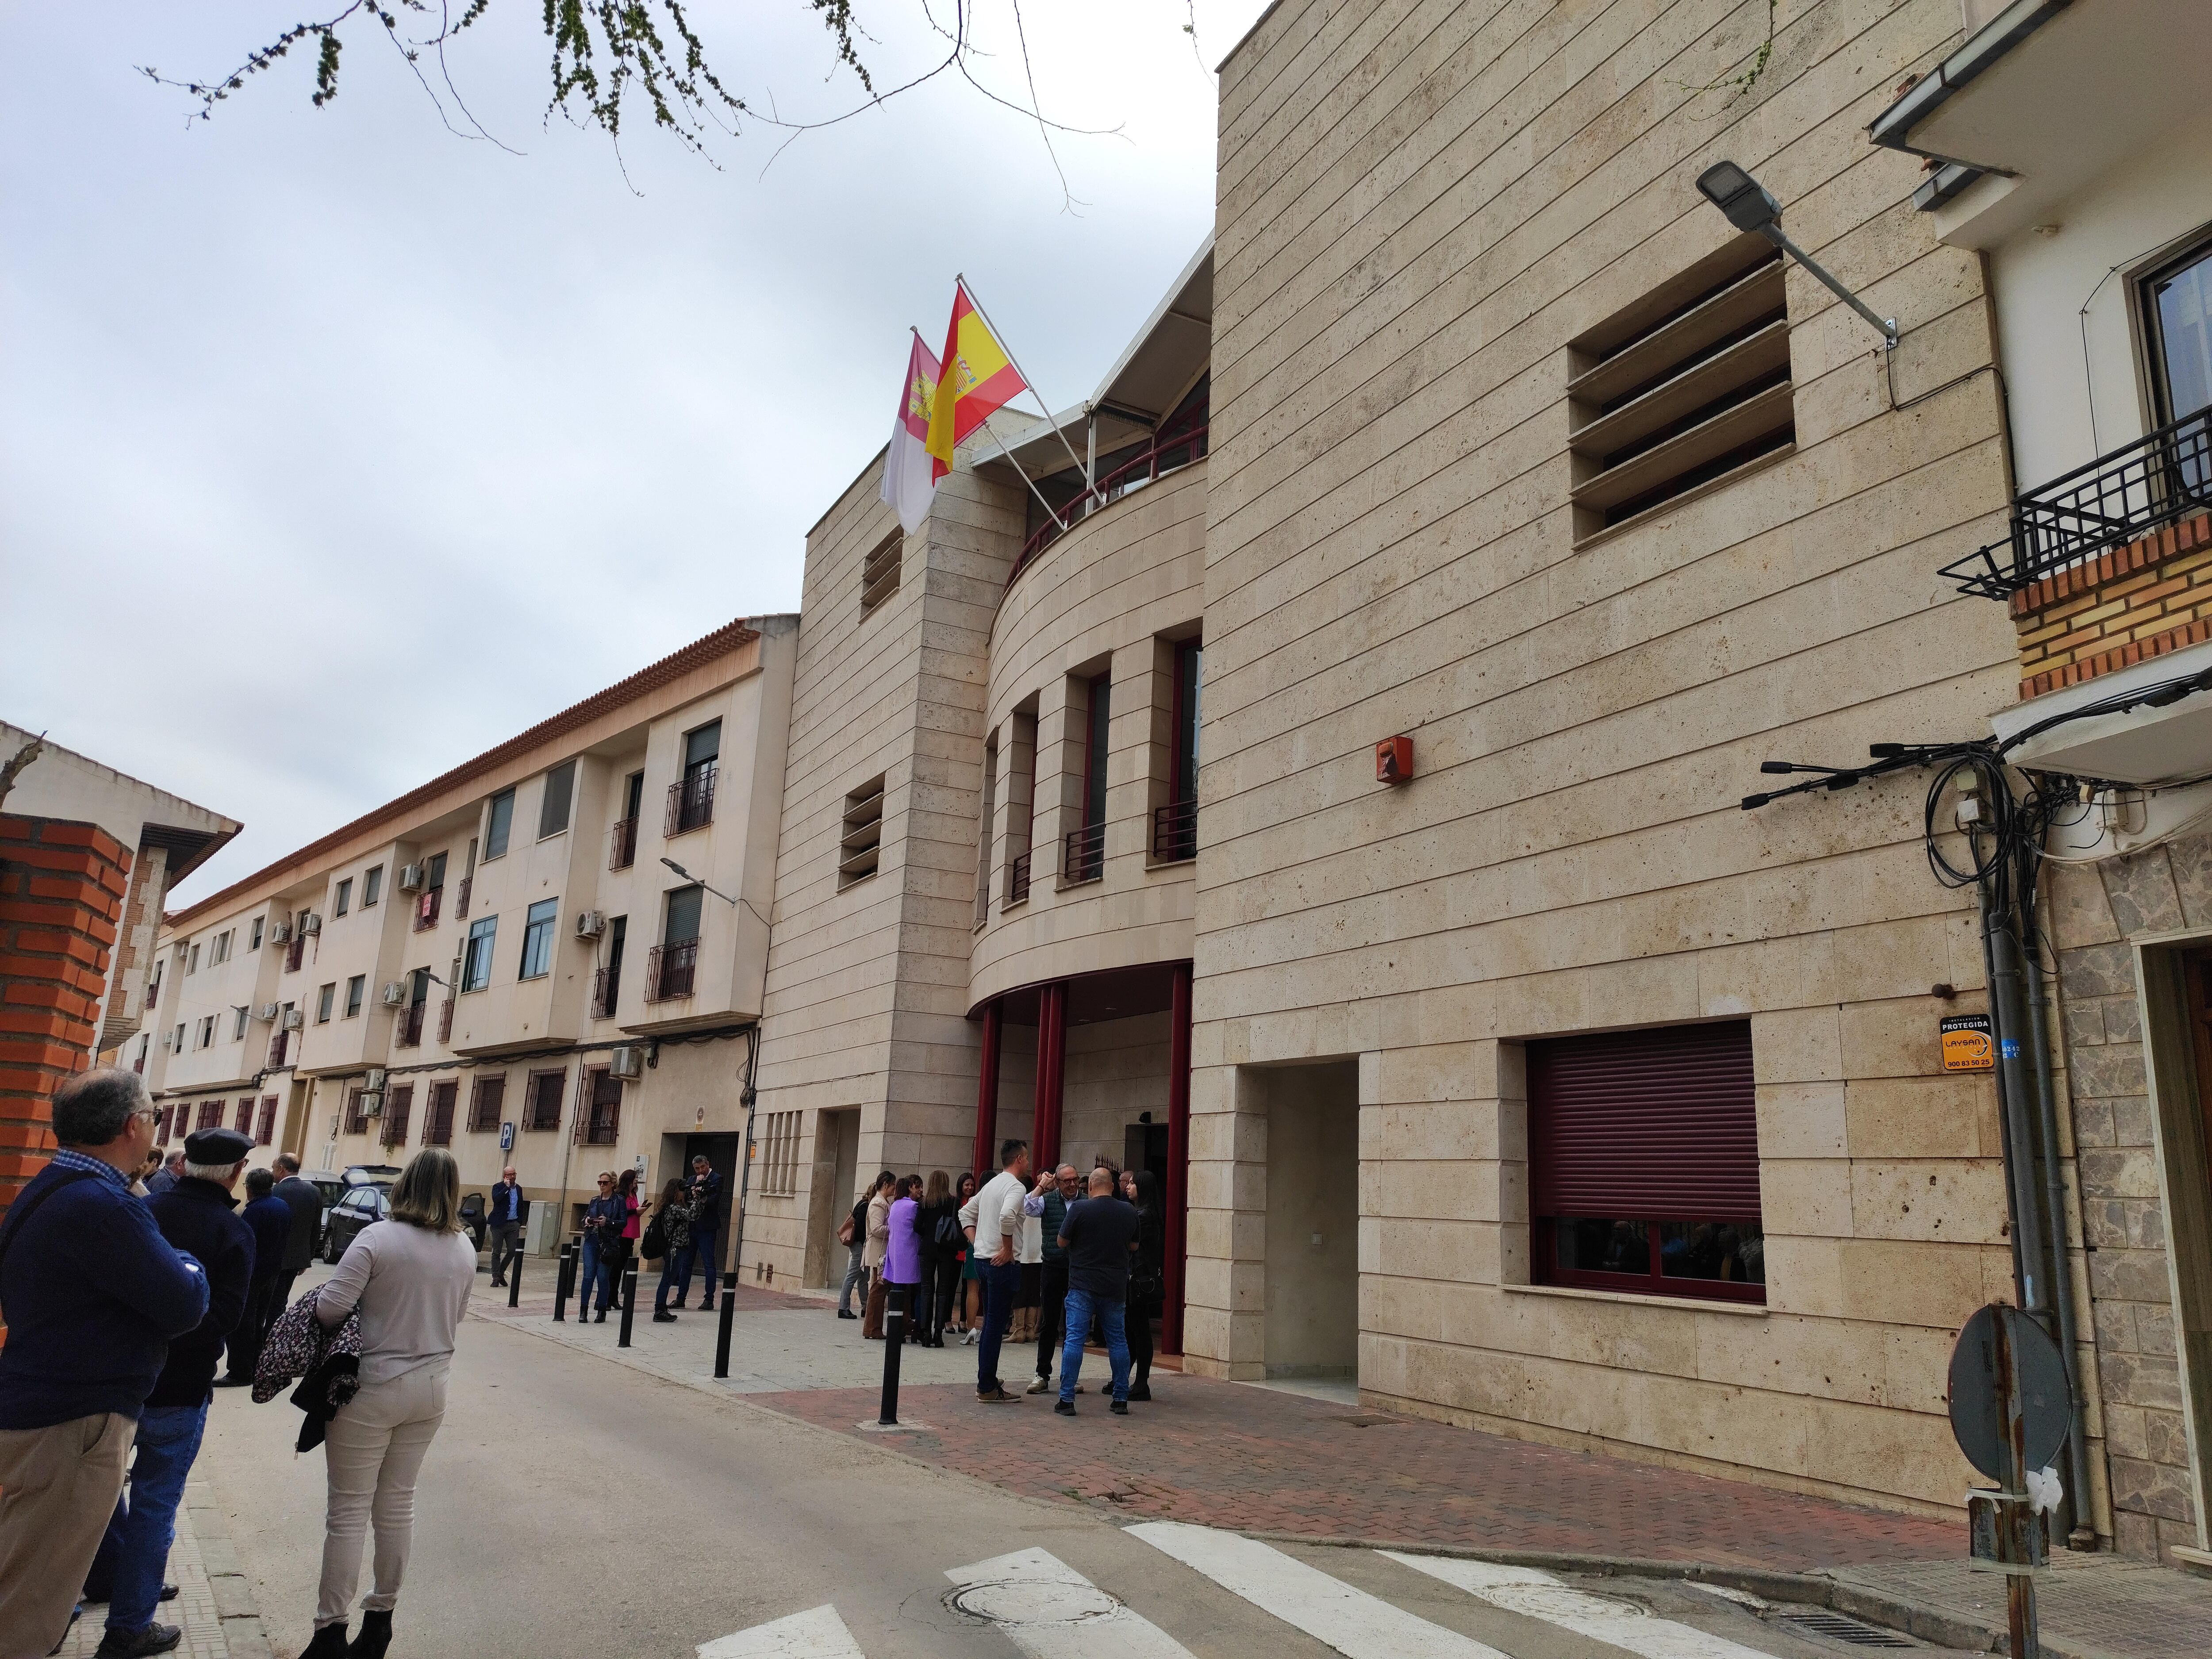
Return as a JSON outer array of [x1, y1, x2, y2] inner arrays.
[[959, 1139, 1050, 1403]]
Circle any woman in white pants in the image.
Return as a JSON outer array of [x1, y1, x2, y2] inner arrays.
[[304, 1148, 476, 1657]]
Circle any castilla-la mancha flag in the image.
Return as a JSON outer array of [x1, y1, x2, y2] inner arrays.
[[881, 331, 941, 535], [924, 280, 1027, 480]]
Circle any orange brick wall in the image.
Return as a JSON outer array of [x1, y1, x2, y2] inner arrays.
[[0, 814, 133, 1233], [2012, 511, 2212, 699]]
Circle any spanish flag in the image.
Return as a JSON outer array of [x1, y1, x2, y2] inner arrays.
[[880, 330, 941, 535], [924, 280, 1028, 480]]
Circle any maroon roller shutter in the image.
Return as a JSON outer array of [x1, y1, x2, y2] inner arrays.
[[1529, 1020, 1759, 1220]]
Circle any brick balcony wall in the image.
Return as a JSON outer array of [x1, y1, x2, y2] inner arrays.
[[2012, 511, 2212, 699], [0, 814, 132, 1246]]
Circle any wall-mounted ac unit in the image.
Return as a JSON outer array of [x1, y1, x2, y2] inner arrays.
[[608, 1045, 645, 1080], [363, 1068, 387, 1091], [269, 922, 293, 944], [398, 864, 424, 893], [282, 1008, 304, 1030], [160, 1031, 176, 1050], [380, 982, 407, 1008], [254, 1002, 280, 1022], [574, 910, 606, 939], [300, 914, 322, 936], [360, 1092, 383, 1118]]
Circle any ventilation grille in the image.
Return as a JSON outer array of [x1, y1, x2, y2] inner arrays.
[[1568, 231, 1793, 539], [1777, 1609, 1918, 1649], [839, 775, 886, 889], [860, 531, 902, 617]]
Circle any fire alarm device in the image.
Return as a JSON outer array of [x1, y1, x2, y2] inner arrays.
[[1376, 735, 1414, 785], [1940, 1013, 1995, 1072]]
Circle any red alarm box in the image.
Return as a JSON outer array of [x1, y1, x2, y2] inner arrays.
[[1375, 735, 1414, 785]]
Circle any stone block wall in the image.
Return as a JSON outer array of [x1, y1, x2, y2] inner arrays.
[[0, 813, 132, 1233], [2012, 511, 2212, 699]]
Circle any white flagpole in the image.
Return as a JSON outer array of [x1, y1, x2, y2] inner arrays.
[[977, 415, 1069, 533], [955, 274, 1104, 507]]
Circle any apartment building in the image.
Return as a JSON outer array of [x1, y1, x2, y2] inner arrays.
[[146, 617, 795, 1262]]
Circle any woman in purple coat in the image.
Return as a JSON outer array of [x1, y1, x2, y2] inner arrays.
[[882, 1175, 925, 1344]]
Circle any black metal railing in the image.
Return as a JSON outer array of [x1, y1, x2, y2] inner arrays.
[[647, 938, 698, 1002], [1942, 404, 2212, 598], [591, 966, 620, 1020], [1152, 798, 1198, 862], [609, 815, 638, 869], [1064, 822, 1105, 884], [1007, 850, 1032, 906], [667, 765, 717, 836], [1011, 419, 1210, 583]]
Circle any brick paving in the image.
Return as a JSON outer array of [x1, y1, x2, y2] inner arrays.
[[748, 1373, 1959, 1573], [55, 1483, 266, 1659]]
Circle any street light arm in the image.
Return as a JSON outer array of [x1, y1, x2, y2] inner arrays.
[[1762, 225, 1899, 351]]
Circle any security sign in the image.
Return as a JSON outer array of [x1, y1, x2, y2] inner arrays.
[[1941, 1013, 1995, 1072]]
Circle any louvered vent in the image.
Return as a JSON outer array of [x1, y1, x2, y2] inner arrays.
[[860, 531, 902, 617], [838, 775, 886, 889], [1568, 232, 1793, 539]]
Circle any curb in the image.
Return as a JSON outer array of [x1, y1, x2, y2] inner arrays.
[[181, 1482, 274, 1659]]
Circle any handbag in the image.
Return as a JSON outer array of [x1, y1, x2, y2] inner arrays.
[[837, 1212, 857, 1246], [933, 1209, 963, 1249], [641, 1214, 668, 1260]]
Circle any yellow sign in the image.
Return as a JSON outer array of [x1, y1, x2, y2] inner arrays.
[[1941, 1014, 1994, 1072]]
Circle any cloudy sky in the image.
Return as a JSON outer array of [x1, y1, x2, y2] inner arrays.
[[1, 1, 1264, 906]]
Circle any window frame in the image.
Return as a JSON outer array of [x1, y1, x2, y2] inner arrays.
[[463, 916, 498, 991], [467, 1073, 507, 1133], [317, 983, 335, 1024], [250, 917, 264, 951], [2140, 230, 2212, 430], [362, 865, 383, 908], [232, 1007, 249, 1041], [345, 975, 365, 1018], [334, 878, 352, 916], [538, 761, 576, 841], [518, 899, 560, 980], [484, 789, 516, 861], [523, 1068, 565, 1132]]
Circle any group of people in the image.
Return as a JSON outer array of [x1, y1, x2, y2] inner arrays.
[[575, 1156, 726, 1323], [0, 1068, 476, 1659], [835, 1140, 1164, 1414]]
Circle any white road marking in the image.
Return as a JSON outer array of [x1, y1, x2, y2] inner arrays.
[[696, 1603, 865, 1659], [1382, 1554, 1783, 1659], [1126, 1522, 1511, 1659], [945, 1546, 1196, 1658]]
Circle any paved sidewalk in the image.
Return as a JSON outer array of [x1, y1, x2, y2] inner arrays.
[[470, 1265, 2212, 1659], [54, 1479, 270, 1659]]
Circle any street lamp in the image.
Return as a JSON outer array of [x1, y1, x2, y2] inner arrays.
[[659, 857, 769, 931], [1696, 160, 1899, 350]]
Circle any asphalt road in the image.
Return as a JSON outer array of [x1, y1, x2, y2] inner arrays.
[[189, 1308, 1944, 1659]]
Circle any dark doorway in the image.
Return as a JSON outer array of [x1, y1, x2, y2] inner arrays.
[[1124, 1120, 1169, 1190]]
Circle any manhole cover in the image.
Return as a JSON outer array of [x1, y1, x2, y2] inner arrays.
[[950, 1578, 1122, 1625], [1486, 1584, 1651, 1623], [1778, 1609, 1917, 1649]]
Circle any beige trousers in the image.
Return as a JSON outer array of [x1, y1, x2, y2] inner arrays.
[[315, 1362, 447, 1630], [0, 1411, 136, 1659]]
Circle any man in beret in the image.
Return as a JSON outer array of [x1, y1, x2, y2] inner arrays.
[[0, 1069, 208, 1659], [92, 1125, 256, 1656]]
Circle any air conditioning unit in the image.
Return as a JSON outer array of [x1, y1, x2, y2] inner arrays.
[[300, 913, 322, 936], [360, 1092, 384, 1118], [609, 1045, 645, 1080], [269, 922, 293, 944], [363, 1068, 387, 1091], [398, 864, 424, 893], [160, 1031, 176, 1051], [380, 982, 407, 1008], [574, 910, 606, 939], [282, 1008, 305, 1030], [254, 1002, 280, 1022]]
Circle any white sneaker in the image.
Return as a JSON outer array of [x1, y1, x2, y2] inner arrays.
[[963, 1328, 979, 1345]]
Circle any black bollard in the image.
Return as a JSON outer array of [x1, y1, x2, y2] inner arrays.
[[877, 1286, 906, 1426], [553, 1242, 573, 1322], [714, 1270, 738, 1379], [508, 1246, 522, 1309], [617, 1260, 638, 1348]]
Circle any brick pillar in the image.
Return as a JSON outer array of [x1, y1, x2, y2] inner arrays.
[[0, 814, 132, 1232]]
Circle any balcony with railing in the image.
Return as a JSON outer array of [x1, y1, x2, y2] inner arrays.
[[1063, 822, 1105, 885], [609, 815, 639, 870], [667, 765, 717, 837], [396, 1002, 426, 1048], [414, 886, 442, 932], [437, 998, 455, 1044], [1152, 798, 1198, 863], [591, 965, 620, 1020], [646, 938, 698, 1002], [1007, 850, 1032, 906], [267, 1031, 289, 1069], [1010, 420, 1209, 592]]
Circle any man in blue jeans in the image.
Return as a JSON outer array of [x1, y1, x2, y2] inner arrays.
[[679, 1155, 725, 1310], [959, 1140, 1044, 1403], [97, 1125, 255, 1656], [1054, 1168, 1142, 1416]]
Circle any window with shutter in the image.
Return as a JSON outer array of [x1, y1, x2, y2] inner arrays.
[[424, 1080, 457, 1146], [198, 1101, 224, 1133], [1528, 1020, 1765, 1303], [382, 1084, 414, 1148], [468, 1073, 507, 1133], [525, 1069, 565, 1132], [234, 1100, 254, 1134], [256, 1096, 277, 1147]]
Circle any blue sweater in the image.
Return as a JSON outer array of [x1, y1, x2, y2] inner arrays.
[[242, 1194, 295, 1281], [0, 1158, 210, 1429]]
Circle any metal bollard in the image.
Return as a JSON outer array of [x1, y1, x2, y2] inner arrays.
[[508, 1246, 522, 1309], [714, 1269, 738, 1379], [877, 1285, 907, 1426], [617, 1260, 638, 1348], [553, 1242, 574, 1322]]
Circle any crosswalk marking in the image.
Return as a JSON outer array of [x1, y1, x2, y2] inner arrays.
[[944, 1546, 1196, 1658], [1126, 1521, 1513, 1659], [696, 1603, 864, 1659], [1381, 1554, 1782, 1659]]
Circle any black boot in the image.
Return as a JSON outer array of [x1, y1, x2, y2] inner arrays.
[[300, 1623, 349, 1658], [347, 1609, 392, 1658]]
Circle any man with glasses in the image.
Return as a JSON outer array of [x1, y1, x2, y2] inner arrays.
[[581, 1173, 624, 1322], [0, 1070, 210, 1658]]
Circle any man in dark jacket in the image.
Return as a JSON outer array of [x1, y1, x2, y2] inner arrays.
[[680, 1155, 725, 1310], [219, 1168, 294, 1386], [94, 1125, 255, 1656], [0, 1069, 209, 1659], [143, 1149, 184, 1196], [486, 1166, 528, 1287], [269, 1153, 323, 1315]]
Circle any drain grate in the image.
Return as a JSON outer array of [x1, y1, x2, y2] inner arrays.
[[1330, 1414, 1402, 1427], [1778, 1609, 1918, 1648]]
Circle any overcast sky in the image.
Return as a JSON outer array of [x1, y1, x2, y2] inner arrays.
[[1, 1, 1264, 907]]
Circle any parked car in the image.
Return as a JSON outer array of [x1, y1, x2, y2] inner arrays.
[[342, 1163, 403, 1190], [321, 1183, 391, 1262], [458, 1191, 487, 1253], [297, 1168, 348, 1240]]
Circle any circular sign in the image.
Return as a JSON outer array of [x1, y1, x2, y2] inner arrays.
[[1948, 1303, 2072, 1482]]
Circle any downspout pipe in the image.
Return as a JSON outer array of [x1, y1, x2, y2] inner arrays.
[[727, 1023, 761, 1282], [1988, 914, 2051, 1317], [1981, 897, 2033, 1308]]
